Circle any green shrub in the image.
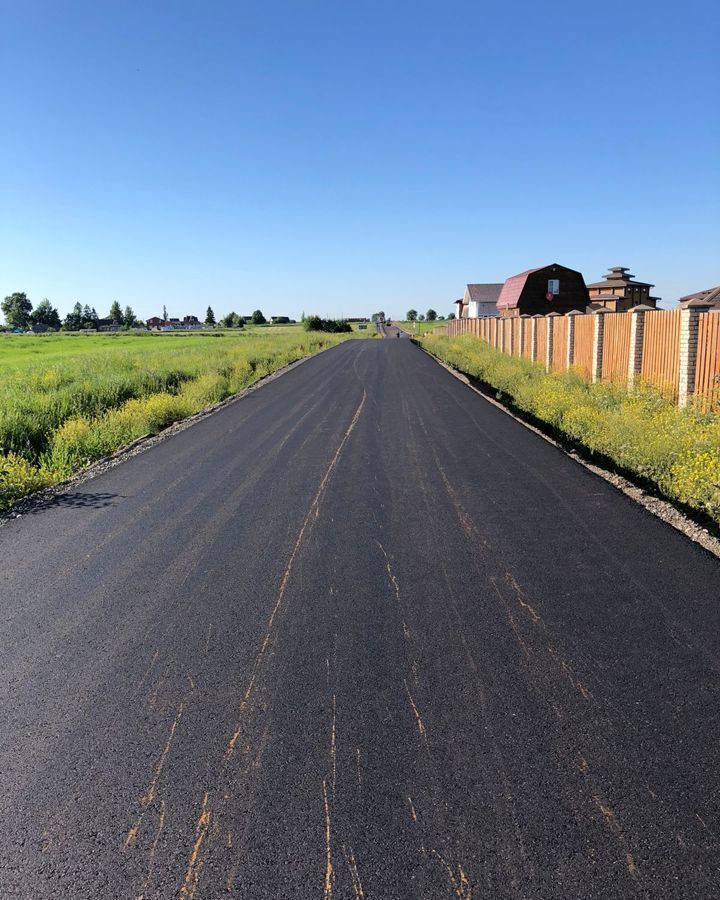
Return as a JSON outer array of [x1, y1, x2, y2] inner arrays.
[[303, 316, 352, 333]]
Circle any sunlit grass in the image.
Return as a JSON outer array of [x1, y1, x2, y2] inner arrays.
[[0, 329, 353, 509]]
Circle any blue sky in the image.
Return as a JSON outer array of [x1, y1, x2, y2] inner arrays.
[[2, 0, 718, 321]]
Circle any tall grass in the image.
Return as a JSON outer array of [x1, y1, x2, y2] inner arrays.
[[421, 334, 720, 527], [0, 330, 351, 509]]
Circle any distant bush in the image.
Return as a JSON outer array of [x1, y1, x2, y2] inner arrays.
[[420, 334, 720, 527], [303, 316, 352, 333]]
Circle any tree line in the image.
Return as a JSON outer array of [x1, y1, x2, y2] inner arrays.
[[370, 309, 455, 324], [1, 292, 140, 330], [1, 294, 277, 332]]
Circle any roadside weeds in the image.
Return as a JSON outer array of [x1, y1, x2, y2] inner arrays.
[[416, 340, 720, 562]]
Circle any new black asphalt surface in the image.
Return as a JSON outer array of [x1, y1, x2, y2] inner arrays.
[[2, 332, 720, 899]]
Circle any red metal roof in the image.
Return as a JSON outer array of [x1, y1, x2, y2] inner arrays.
[[496, 266, 544, 309]]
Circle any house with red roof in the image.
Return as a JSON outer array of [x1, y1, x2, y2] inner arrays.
[[497, 264, 589, 318]]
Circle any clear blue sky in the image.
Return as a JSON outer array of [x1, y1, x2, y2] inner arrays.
[[2, 0, 718, 322]]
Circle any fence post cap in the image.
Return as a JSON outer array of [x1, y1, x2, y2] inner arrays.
[[519, 313, 531, 318], [546, 311, 561, 317], [531, 313, 545, 319], [565, 309, 585, 316], [631, 304, 655, 313], [591, 306, 613, 314]]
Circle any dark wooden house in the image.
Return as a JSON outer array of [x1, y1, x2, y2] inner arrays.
[[497, 264, 588, 318], [586, 266, 659, 311]]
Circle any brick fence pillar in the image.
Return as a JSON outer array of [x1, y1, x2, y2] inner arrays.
[[591, 308, 609, 383], [628, 305, 652, 389], [566, 310, 583, 370], [546, 312, 560, 372], [531, 315, 542, 363], [519, 314, 530, 357], [678, 302, 704, 407]]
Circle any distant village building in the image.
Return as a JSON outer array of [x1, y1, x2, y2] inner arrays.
[[147, 316, 207, 331], [497, 264, 588, 318], [96, 318, 120, 332], [678, 286, 720, 310], [586, 266, 659, 311], [460, 283, 503, 318]]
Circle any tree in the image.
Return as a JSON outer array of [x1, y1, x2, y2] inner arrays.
[[406, 309, 417, 322], [108, 300, 124, 325], [2, 292, 33, 328], [418, 314, 425, 321], [205, 306, 216, 325], [447, 312, 455, 320], [82, 305, 99, 328], [426, 309, 437, 321], [304, 316, 352, 333], [63, 302, 84, 331], [251, 309, 266, 325], [220, 311, 242, 328], [123, 305, 137, 328], [163, 304, 168, 321], [31, 298, 61, 330]]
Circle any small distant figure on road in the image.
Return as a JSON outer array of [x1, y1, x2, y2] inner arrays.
[[396, 331, 399, 338]]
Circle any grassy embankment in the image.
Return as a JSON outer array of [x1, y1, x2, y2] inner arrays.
[[0, 327, 358, 509], [420, 333, 720, 529]]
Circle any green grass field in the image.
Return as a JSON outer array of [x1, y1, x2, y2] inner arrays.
[[0, 327, 359, 509]]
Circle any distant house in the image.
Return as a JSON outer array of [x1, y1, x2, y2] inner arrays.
[[271, 316, 291, 324], [462, 283, 503, 318], [96, 318, 120, 332], [678, 286, 720, 310], [497, 264, 588, 318], [586, 266, 659, 311], [182, 315, 206, 330], [30, 323, 49, 333], [146, 316, 164, 329]]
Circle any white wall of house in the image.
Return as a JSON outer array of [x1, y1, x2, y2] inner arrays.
[[467, 300, 498, 318]]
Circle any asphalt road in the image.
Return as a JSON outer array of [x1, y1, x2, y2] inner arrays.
[[2, 333, 720, 899]]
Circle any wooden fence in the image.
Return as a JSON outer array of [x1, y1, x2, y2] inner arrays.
[[641, 309, 681, 399], [445, 307, 720, 409], [695, 312, 720, 410], [573, 314, 594, 380], [602, 312, 632, 383]]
